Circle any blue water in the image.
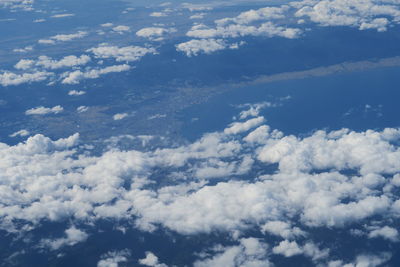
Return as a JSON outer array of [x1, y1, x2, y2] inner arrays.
[[181, 66, 400, 140]]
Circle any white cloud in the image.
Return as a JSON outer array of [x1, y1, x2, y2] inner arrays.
[[61, 64, 131, 84], [113, 113, 128, 120], [38, 31, 87, 45], [77, 106, 89, 113], [112, 25, 130, 33], [194, 238, 271, 267], [136, 27, 176, 41], [68, 90, 86, 96], [294, 0, 400, 32], [88, 45, 157, 62], [15, 55, 90, 70], [272, 240, 302, 257], [176, 39, 240, 57], [150, 12, 167, 17], [97, 250, 130, 267], [25, 105, 63, 115], [40, 226, 88, 250], [0, 71, 53, 86], [9, 129, 30, 138], [368, 226, 399, 242], [101, 23, 113, 27], [51, 13, 74, 18], [13, 46, 33, 53], [224, 116, 265, 135], [0, 106, 400, 267], [139, 251, 167, 267]]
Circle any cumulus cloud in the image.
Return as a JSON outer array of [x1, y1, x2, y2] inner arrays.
[[38, 31, 87, 45], [25, 105, 63, 115], [40, 226, 88, 250], [1, 105, 400, 266], [139, 251, 167, 267], [194, 238, 271, 267], [15, 55, 90, 70], [97, 250, 130, 267], [112, 25, 130, 34], [368, 226, 399, 242], [176, 39, 243, 56], [68, 90, 86, 96], [9, 129, 30, 138], [293, 0, 400, 32], [88, 45, 157, 62], [136, 27, 176, 41], [61, 64, 131, 84], [0, 70, 53, 86], [113, 113, 128, 120]]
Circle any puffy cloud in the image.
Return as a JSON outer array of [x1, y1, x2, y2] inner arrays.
[[61, 64, 131, 84], [194, 238, 271, 267], [38, 31, 87, 45], [88, 45, 157, 62], [40, 226, 88, 250], [0, 107, 400, 267], [13, 46, 33, 53], [176, 39, 243, 56], [77, 106, 89, 113], [9, 129, 30, 138], [0, 0, 34, 10], [68, 90, 86, 96], [136, 27, 176, 41], [186, 22, 301, 39], [368, 226, 399, 242], [113, 113, 128, 120], [97, 250, 131, 267], [139, 251, 167, 267], [15, 55, 91, 70], [294, 0, 400, 32], [25, 105, 63, 115], [112, 25, 130, 33], [262, 221, 306, 240], [224, 116, 265, 135], [0, 70, 53, 86], [272, 240, 303, 257], [328, 253, 392, 267]]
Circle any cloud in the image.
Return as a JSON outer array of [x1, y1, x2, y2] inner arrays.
[[15, 55, 91, 70], [68, 90, 86, 96], [139, 251, 167, 267], [224, 116, 265, 135], [13, 46, 33, 53], [77, 106, 89, 113], [1, 106, 400, 266], [25, 105, 63, 115], [61, 64, 131, 84], [136, 27, 176, 41], [97, 250, 130, 267], [293, 0, 400, 32], [0, 70, 53, 86], [194, 238, 271, 267], [150, 12, 167, 17], [9, 129, 30, 138], [368, 226, 399, 242], [38, 31, 87, 45], [112, 25, 130, 34], [40, 226, 88, 250], [51, 13, 74, 18], [176, 39, 243, 56], [113, 113, 128, 120], [88, 45, 157, 62]]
